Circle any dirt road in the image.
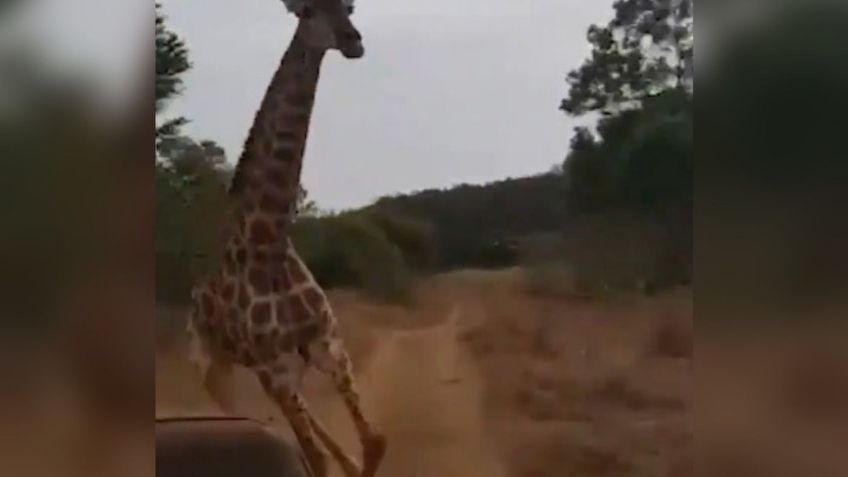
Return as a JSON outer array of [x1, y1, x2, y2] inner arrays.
[[306, 307, 506, 477]]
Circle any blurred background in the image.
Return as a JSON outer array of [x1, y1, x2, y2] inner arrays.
[[0, 1, 151, 476], [698, 1, 848, 475]]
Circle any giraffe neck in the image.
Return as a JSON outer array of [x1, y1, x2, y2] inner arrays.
[[229, 26, 326, 250]]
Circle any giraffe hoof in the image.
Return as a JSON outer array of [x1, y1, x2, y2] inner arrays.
[[361, 433, 387, 477]]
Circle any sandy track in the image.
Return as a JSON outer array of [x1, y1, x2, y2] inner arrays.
[[305, 307, 505, 477]]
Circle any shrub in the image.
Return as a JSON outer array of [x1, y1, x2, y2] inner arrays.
[[292, 214, 413, 302], [361, 210, 436, 272]]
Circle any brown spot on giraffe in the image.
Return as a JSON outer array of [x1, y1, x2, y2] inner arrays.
[[290, 295, 312, 323], [296, 323, 321, 344], [221, 283, 236, 303], [288, 91, 313, 109], [235, 248, 247, 266], [275, 130, 299, 145], [253, 333, 276, 361], [223, 255, 237, 276], [250, 301, 272, 326], [250, 219, 276, 245], [248, 267, 272, 295], [273, 146, 295, 163], [264, 166, 289, 186], [277, 330, 296, 353]]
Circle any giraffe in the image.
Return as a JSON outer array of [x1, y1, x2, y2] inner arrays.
[[185, 2, 386, 477]]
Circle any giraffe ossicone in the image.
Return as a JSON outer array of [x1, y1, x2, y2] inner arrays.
[[281, 0, 356, 15]]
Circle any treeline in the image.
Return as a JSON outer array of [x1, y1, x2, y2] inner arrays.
[[368, 173, 568, 269]]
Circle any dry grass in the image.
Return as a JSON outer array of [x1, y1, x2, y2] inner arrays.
[[446, 270, 693, 477], [156, 269, 693, 477]]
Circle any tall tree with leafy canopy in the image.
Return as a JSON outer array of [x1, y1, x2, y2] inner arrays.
[[155, 3, 191, 143], [561, 0, 693, 116]]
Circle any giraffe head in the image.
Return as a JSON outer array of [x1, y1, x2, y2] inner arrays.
[[289, 0, 363, 59]]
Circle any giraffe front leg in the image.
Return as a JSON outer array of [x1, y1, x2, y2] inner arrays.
[[187, 319, 237, 414], [300, 394, 362, 477], [264, 384, 329, 477], [203, 359, 236, 415], [310, 337, 387, 477]]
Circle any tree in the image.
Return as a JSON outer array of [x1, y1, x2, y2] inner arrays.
[[296, 185, 322, 218], [561, 0, 693, 116], [155, 137, 233, 303], [155, 3, 191, 143], [562, 88, 692, 214]]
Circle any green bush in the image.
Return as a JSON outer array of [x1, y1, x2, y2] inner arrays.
[[363, 210, 436, 271], [292, 214, 413, 302]]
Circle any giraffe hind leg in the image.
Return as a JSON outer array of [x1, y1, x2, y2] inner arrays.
[[302, 402, 362, 477], [186, 319, 236, 414], [203, 358, 236, 414], [262, 384, 330, 477], [309, 335, 386, 477]]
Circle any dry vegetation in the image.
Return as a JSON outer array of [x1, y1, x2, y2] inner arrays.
[[156, 269, 692, 477]]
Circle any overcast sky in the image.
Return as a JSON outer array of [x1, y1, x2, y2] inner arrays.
[[160, 0, 612, 210]]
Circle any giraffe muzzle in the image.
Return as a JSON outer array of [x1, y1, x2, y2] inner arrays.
[[338, 29, 364, 59]]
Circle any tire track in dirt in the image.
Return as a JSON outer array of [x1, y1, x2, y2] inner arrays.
[[306, 307, 506, 477]]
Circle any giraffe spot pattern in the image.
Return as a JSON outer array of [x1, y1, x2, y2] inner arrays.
[[221, 283, 236, 302], [259, 191, 288, 214], [235, 248, 247, 266], [290, 294, 312, 323], [280, 108, 309, 125], [275, 130, 299, 145], [296, 322, 320, 344], [273, 147, 295, 163], [248, 267, 272, 295], [264, 167, 288, 186], [250, 219, 276, 244], [303, 287, 325, 314], [288, 92, 313, 109]]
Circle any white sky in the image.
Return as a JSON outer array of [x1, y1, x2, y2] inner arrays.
[[160, 0, 612, 210]]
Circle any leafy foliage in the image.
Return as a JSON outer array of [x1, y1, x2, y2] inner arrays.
[[155, 3, 191, 143], [371, 174, 568, 269], [561, 0, 693, 116], [155, 139, 232, 304], [563, 88, 692, 215], [292, 214, 413, 302], [155, 3, 190, 111]]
